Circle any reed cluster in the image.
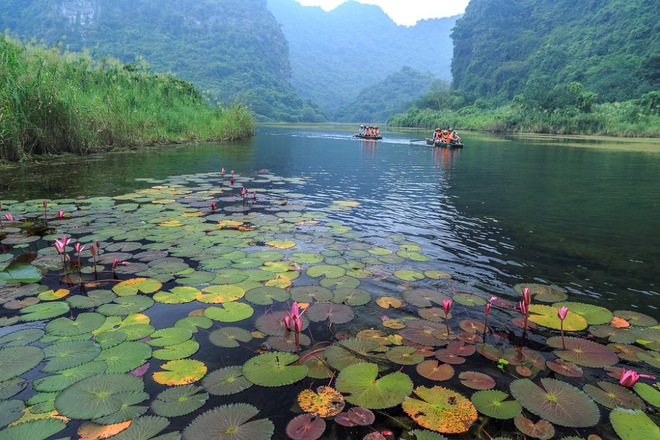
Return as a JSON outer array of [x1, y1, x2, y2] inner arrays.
[[0, 35, 254, 162]]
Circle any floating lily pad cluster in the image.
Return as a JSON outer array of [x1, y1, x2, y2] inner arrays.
[[0, 170, 658, 439]]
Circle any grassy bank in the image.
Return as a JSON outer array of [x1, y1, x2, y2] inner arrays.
[[0, 35, 255, 162], [388, 92, 660, 138]]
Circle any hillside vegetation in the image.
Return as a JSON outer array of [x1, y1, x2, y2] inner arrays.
[[390, 0, 659, 136], [0, 36, 254, 162]]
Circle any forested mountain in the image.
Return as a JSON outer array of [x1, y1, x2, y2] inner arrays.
[[0, 0, 324, 121], [334, 67, 439, 123], [451, 0, 659, 104], [267, 0, 457, 117]]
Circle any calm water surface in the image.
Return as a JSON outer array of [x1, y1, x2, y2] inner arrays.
[[2, 125, 659, 316]]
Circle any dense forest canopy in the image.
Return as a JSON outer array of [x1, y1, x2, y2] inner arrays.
[[451, 0, 659, 105], [267, 0, 457, 117], [0, 0, 325, 121]]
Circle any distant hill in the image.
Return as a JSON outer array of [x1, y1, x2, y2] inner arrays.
[[0, 0, 325, 122], [451, 0, 659, 103], [267, 0, 457, 117]]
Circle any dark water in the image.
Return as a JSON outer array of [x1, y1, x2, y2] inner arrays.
[[2, 125, 659, 316]]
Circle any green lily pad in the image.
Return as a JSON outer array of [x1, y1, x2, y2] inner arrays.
[[197, 285, 245, 303], [289, 252, 324, 264], [0, 418, 66, 440], [97, 295, 155, 316], [513, 283, 568, 302], [0, 262, 43, 283], [153, 359, 208, 386], [93, 390, 150, 424], [203, 365, 253, 396], [553, 301, 613, 325], [306, 264, 346, 279], [151, 384, 209, 417], [305, 303, 354, 324], [409, 430, 450, 440], [336, 362, 413, 409], [45, 312, 106, 336], [510, 378, 600, 427], [242, 352, 308, 387], [204, 302, 254, 322], [66, 289, 116, 309], [613, 310, 658, 327], [42, 340, 100, 372], [183, 403, 274, 440], [402, 385, 478, 434], [332, 288, 371, 306], [402, 288, 450, 308], [386, 346, 424, 365], [96, 341, 152, 373], [19, 300, 70, 321], [54, 373, 145, 419], [174, 315, 214, 333], [32, 360, 107, 392], [633, 382, 660, 407], [112, 277, 162, 296], [610, 408, 660, 440], [153, 339, 200, 361], [245, 286, 290, 305], [101, 415, 171, 440], [153, 286, 200, 304], [471, 390, 522, 419], [528, 304, 588, 331], [394, 270, 425, 281], [0, 377, 27, 399], [324, 338, 386, 371], [147, 327, 193, 347], [0, 328, 45, 347], [289, 285, 334, 302], [0, 399, 24, 428], [209, 327, 253, 348]]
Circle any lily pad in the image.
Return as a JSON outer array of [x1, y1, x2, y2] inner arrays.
[[546, 336, 619, 367], [0, 262, 43, 284], [416, 360, 454, 381], [553, 301, 613, 325], [286, 414, 326, 440], [183, 403, 274, 440], [289, 285, 333, 303], [147, 327, 193, 347], [610, 408, 660, 440], [203, 365, 253, 396], [305, 302, 354, 324], [633, 382, 660, 407], [243, 352, 308, 387], [527, 304, 587, 331], [613, 310, 657, 327], [153, 286, 200, 304], [32, 360, 107, 392], [387, 346, 425, 365], [152, 339, 200, 360], [509, 378, 600, 427], [54, 373, 145, 419], [583, 381, 645, 410], [0, 328, 45, 347], [471, 390, 522, 419], [244, 286, 290, 305], [96, 295, 155, 316], [96, 341, 152, 373], [19, 301, 70, 321], [151, 384, 209, 417], [513, 283, 568, 302], [331, 287, 371, 306], [298, 386, 345, 418], [324, 338, 385, 371], [513, 414, 555, 440], [402, 385, 478, 434], [209, 327, 253, 348], [336, 362, 413, 409], [305, 265, 346, 279], [45, 312, 106, 336], [153, 359, 207, 386], [402, 288, 450, 308], [204, 302, 254, 322], [112, 277, 162, 296], [108, 415, 171, 440], [0, 418, 66, 440], [458, 371, 496, 390], [42, 340, 100, 372]]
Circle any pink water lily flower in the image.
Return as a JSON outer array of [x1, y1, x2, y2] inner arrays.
[[557, 306, 569, 320], [74, 242, 85, 253], [54, 234, 71, 254], [4, 213, 13, 221], [284, 301, 305, 333], [619, 368, 640, 387], [523, 287, 532, 306], [442, 299, 453, 335], [58, 210, 64, 219]]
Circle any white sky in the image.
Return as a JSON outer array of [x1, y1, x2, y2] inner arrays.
[[294, 0, 470, 26]]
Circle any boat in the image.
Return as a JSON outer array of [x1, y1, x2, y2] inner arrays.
[[425, 138, 464, 148], [355, 133, 382, 140]]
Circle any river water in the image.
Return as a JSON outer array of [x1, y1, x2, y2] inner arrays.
[[4, 125, 658, 316]]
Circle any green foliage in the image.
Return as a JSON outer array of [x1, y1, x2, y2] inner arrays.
[[0, 35, 255, 161], [451, 0, 658, 104], [334, 67, 437, 123]]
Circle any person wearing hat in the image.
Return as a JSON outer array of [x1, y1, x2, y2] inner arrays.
[[359, 125, 365, 135], [433, 128, 442, 141], [442, 130, 450, 143], [449, 128, 461, 144]]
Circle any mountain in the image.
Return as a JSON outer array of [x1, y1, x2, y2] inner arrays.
[[267, 0, 458, 117], [451, 0, 659, 104], [0, 0, 325, 122], [334, 67, 438, 123]]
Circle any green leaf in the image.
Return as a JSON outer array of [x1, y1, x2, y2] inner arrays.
[[336, 363, 413, 409], [471, 390, 522, 419], [242, 352, 308, 387], [0, 262, 43, 283], [610, 408, 660, 440]]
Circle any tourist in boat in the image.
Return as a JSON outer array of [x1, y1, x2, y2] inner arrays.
[[359, 125, 365, 135], [449, 128, 461, 144], [433, 128, 442, 141], [442, 130, 451, 143], [374, 126, 380, 136]]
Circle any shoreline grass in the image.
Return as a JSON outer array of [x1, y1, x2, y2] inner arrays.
[[0, 35, 255, 162]]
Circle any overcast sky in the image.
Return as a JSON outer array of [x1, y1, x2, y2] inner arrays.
[[294, 0, 470, 26]]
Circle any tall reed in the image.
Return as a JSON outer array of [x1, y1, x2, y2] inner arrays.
[[0, 36, 254, 162]]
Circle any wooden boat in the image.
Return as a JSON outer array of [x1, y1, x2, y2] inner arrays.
[[355, 133, 382, 140], [425, 138, 463, 148]]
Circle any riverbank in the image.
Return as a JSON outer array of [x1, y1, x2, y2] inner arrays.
[[387, 92, 660, 138], [0, 36, 255, 163]]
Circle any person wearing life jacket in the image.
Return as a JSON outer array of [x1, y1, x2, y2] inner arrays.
[[374, 126, 379, 136], [433, 128, 442, 141], [449, 128, 461, 144], [442, 130, 451, 143], [359, 125, 365, 135]]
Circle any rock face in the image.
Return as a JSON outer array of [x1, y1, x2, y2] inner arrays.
[[58, 0, 98, 27]]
